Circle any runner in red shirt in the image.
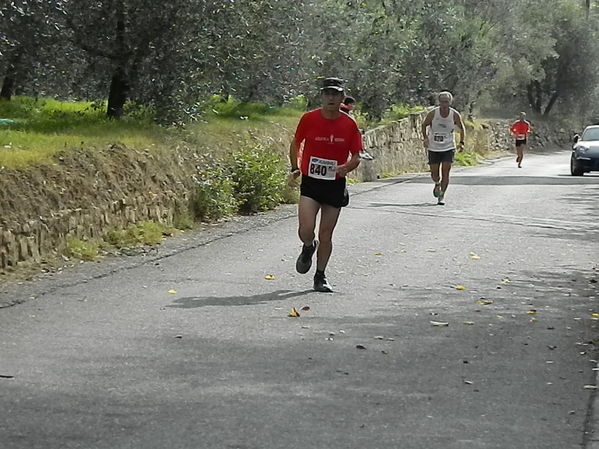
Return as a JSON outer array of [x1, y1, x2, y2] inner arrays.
[[288, 77, 362, 292], [510, 112, 532, 168]]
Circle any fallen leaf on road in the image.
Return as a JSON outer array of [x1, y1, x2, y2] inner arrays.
[[430, 321, 449, 327], [501, 278, 511, 284], [381, 350, 389, 355], [455, 285, 466, 290], [584, 385, 598, 390], [167, 289, 177, 294], [547, 345, 557, 350], [527, 309, 537, 314], [529, 318, 537, 322], [592, 313, 599, 318], [374, 252, 382, 256], [264, 274, 276, 280], [463, 321, 475, 325], [289, 308, 300, 317], [356, 344, 367, 350], [464, 380, 473, 385], [476, 299, 494, 305], [0, 374, 15, 379], [469, 252, 481, 260], [301, 306, 310, 311], [374, 336, 384, 340]]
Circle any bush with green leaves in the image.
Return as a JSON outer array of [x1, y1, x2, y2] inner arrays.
[[189, 156, 238, 221], [228, 144, 288, 214]]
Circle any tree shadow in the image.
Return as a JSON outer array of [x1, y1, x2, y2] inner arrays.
[[166, 289, 315, 309], [408, 175, 599, 186], [367, 202, 438, 208]]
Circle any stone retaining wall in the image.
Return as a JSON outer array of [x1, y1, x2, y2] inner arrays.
[[0, 144, 196, 270]]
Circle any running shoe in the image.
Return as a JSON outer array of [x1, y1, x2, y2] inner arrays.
[[296, 240, 318, 274], [433, 182, 442, 198], [313, 272, 333, 292], [359, 150, 374, 161], [437, 191, 445, 206]]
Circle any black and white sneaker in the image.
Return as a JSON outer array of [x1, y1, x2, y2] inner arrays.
[[437, 191, 445, 206], [313, 272, 333, 293], [296, 240, 318, 274]]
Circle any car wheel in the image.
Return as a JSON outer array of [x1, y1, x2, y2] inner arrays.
[[571, 156, 584, 176]]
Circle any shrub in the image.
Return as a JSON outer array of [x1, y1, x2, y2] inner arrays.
[[228, 144, 288, 214], [189, 156, 237, 221]]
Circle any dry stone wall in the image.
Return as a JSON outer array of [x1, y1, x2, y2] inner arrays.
[[0, 144, 197, 270], [352, 112, 429, 182]]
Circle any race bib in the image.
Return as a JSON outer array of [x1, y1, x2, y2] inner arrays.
[[308, 156, 337, 180], [433, 133, 446, 143]]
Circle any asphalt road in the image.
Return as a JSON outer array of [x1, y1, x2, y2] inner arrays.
[[1, 149, 599, 449]]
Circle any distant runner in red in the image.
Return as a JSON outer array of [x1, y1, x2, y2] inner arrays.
[[510, 112, 532, 168], [288, 77, 362, 293]]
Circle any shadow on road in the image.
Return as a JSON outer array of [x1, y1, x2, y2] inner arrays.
[[166, 289, 314, 309], [408, 175, 599, 186], [367, 202, 438, 208]]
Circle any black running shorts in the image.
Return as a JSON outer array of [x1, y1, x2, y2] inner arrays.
[[515, 138, 527, 147], [300, 175, 349, 208], [428, 149, 455, 165]]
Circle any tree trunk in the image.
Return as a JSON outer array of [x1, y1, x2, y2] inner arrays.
[[0, 76, 14, 101], [107, 67, 130, 119], [527, 83, 537, 113], [544, 91, 559, 116]]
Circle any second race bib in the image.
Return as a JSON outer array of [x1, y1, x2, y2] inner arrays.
[[308, 156, 337, 180], [433, 133, 447, 143]]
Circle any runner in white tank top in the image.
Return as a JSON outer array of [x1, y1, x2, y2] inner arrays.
[[428, 107, 457, 152], [421, 91, 466, 205]]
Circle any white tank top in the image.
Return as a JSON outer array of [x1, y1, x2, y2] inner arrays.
[[428, 107, 457, 152]]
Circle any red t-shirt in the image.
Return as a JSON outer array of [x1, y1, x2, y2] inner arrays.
[[510, 121, 531, 139], [294, 109, 362, 179]]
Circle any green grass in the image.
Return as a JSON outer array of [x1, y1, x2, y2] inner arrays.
[[104, 221, 174, 249], [0, 97, 169, 168], [454, 151, 480, 166], [66, 237, 99, 261]]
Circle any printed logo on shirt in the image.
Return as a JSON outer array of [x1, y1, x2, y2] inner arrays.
[[315, 135, 346, 143]]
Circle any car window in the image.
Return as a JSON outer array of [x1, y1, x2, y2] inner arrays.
[[582, 128, 599, 141]]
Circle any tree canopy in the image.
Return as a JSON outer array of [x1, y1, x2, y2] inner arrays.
[[1, 0, 598, 121]]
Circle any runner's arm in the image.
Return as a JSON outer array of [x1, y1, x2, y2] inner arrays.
[[421, 111, 433, 140], [337, 152, 360, 178], [421, 110, 434, 148], [454, 112, 466, 148], [289, 139, 301, 171], [288, 139, 302, 186]]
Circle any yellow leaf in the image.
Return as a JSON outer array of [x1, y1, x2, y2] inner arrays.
[[469, 252, 481, 260], [168, 289, 177, 294], [463, 321, 475, 325], [430, 320, 449, 327], [455, 285, 466, 290], [501, 277, 511, 284], [592, 313, 599, 318], [289, 307, 300, 317], [374, 252, 382, 256], [527, 309, 537, 314], [264, 274, 276, 280], [476, 299, 494, 305]]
